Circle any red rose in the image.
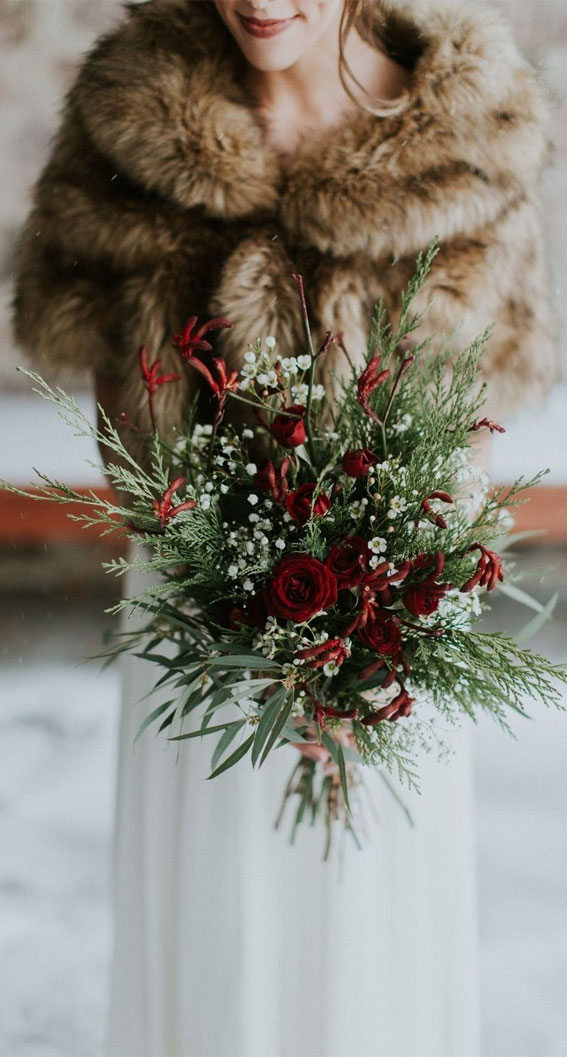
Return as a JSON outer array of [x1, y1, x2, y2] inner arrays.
[[270, 405, 307, 448], [357, 608, 401, 656], [265, 554, 338, 622], [325, 535, 370, 588], [341, 448, 378, 477], [285, 483, 331, 525], [403, 583, 449, 617]]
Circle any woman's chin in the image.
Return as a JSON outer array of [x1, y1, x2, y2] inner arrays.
[[235, 37, 306, 72]]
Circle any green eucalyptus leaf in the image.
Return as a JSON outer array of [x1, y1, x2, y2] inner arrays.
[[207, 732, 255, 779], [516, 592, 558, 646], [169, 720, 241, 742], [251, 687, 287, 767], [259, 695, 294, 768], [211, 720, 247, 770], [497, 581, 548, 613], [134, 701, 174, 744]]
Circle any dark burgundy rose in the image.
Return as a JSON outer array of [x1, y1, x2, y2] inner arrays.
[[357, 608, 401, 656], [325, 535, 370, 588], [403, 583, 449, 617], [269, 405, 307, 448], [285, 483, 331, 525], [265, 554, 338, 622], [341, 448, 378, 477]]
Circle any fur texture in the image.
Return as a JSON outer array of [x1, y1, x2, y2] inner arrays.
[[12, 0, 557, 436]]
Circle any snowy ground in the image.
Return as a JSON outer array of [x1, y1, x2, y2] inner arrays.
[[0, 556, 566, 1057]]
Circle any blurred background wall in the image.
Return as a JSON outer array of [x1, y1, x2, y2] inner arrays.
[[0, 2, 565, 1055]]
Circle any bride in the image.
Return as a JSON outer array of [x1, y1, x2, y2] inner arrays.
[[12, 1, 554, 1054]]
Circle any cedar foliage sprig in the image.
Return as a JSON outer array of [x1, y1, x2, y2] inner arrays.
[[3, 237, 566, 855]]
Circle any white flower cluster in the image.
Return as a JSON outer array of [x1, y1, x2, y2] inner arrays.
[[191, 422, 213, 445], [441, 587, 483, 620], [253, 616, 300, 660], [368, 536, 388, 568], [392, 413, 413, 434], [222, 499, 292, 590], [225, 507, 275, 582], [238, 336, 321, 399]]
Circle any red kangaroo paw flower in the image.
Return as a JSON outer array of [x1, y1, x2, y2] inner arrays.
[[361, 687, 414, 726], [317, 330, 335, 358], [138, 344, 181, 431], [418, 491, 454, 530], [152, 477, 196, 528], [358, 657, 385, 682], [460, 542, 504, 593], [253, 458, 291, 503], [173, 316, 232, 361], [470, 418, 506, 434], [318, 704, 359, 721], [294, 638, 350, 671], [402, 550, 452, 616], [356, 356, 391, 421]]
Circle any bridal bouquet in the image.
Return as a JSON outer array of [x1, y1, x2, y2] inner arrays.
[[7, 241, 566, 854]]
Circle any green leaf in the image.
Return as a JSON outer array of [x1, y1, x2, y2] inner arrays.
[[207, 732, 255, 779], [228, 678, 280, 698], [516, 592, 558, 646], [497, 581, 548, 613], [251, 687, 287, 767], [259, 695, 294, 768], [208, 656, 282, 671], [211, 720, 247, 770], [169, 720, 240, 742], [134, 701, 174, 744], [157, 711, 175, 734], [321, 731, 351, 814]]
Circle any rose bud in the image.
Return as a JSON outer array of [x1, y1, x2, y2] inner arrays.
[[403, 581, 451, 617], [341, 448, 379, 477], [357, 608, 402, 656], [269, 405, 307, 448], [264, 554, 338, 623], [285, 483, 331, 525], [325, 535, 370, 588]]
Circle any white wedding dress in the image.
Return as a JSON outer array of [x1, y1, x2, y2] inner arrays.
[[106, 552, 480, 1057]]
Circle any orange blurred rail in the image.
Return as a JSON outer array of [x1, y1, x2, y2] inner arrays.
[[0, 484, 566, 548]]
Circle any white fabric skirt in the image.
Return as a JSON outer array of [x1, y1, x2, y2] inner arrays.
[[106, 555, 480, 1057]]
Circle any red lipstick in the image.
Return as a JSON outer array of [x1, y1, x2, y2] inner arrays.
[[237, 13, 298, 38]]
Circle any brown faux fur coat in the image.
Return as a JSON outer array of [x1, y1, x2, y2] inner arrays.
[[12, 0, 556, 439]]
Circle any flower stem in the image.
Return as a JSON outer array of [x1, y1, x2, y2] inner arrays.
[[382, 355, 415, 427], [229, 391, 300, 420], [291, 273, 318, 466]]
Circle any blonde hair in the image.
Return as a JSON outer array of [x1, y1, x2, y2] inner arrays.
[[338, 0, 413, 117]]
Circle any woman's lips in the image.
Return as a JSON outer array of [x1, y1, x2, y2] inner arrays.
[[237, 13, 298, 38]]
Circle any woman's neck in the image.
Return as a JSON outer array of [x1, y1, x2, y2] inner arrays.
[[243, 11, 411, 146]]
